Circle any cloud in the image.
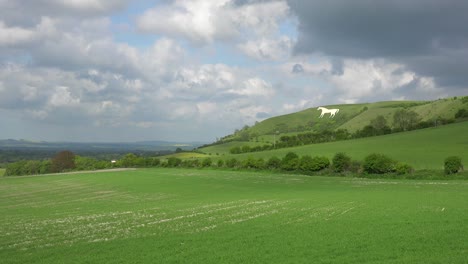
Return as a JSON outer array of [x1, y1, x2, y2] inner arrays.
[[288, 0, 468, 90], [0, 0, 130, 25], [238, 36, 292, 60], [137, 0, 290, 44]]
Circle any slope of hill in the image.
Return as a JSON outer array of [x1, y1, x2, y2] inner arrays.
[[200, 116, 468, 170], [224, 97, 466, 141]]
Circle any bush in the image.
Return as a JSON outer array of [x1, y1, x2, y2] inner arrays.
[[311, 156, 330, 171], [349, 160, 362, 174], [266, 156, 281, 169], [201, 157, 212, 167], [281, 152, 300, 171], [332, 152, 352, 173], [300, 155, 330, 172], [395, 162, 414, 175], [226, 158, 238, 168], [363, 153, 396, 174], [299, 155, 314, 172], [444, 156, 463, 174], [217, 159, 224, 167], [167, 157, 182, 167], [455, 109, 468, 118]]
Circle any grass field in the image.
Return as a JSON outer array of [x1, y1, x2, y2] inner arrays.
[[201, 122, 468, 170], [1, 168, 467, 263]]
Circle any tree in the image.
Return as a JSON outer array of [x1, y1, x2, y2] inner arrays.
[[119, 153, 138, 167], [51, 150, 76, 173], [362, 153, 396, 174], [370, 115, 391, 134], [281, 152, 299, 171], [444, 156, 463, 174], [332, 152, 352, 173], [393, 109, 420, 131], [201, 157, 212, 167]]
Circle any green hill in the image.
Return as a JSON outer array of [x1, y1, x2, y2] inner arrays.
[[200, 99, 468, 169], [221, 97, 466, 143]]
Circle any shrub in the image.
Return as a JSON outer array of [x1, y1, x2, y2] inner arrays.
[[167, 157, 182, 167], [266, 156, 281, 169], [242, 156, 258, 169], [332, 152, 352, 173], [217, 159, 224, 167], [455, 109, 468, 118], [281, 152, 300, 171], [363, 153, 396, 174], [310, 156, 330, 171], [201, 157, 212, 167], [300, 155, 330, 172], [444, 156, 463, 174], [299, 155, 314, 172], [226, 158, 238, 168], [349, 160, 362, 174], [395, 162, 414, 175]]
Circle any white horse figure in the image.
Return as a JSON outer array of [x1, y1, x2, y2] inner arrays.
[[317, 107, 340, 118]]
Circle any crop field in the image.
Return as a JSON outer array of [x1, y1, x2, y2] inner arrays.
[[1, 168, 467, 263]]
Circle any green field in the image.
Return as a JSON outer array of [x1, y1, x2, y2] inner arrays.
[[1, 168, 467, 263], [201, 122, 468, 170], [0, 168, 5, 177]]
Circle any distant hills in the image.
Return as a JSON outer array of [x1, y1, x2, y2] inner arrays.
[[0, 139, 205, 152]]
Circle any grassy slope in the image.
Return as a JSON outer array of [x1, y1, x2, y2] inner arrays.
[[246, 97, 466, 137], [203, 121, 468, 169], [1, 169, 467, 263]]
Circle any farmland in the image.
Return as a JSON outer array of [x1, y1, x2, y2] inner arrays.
[[1, 168, 467, 263]]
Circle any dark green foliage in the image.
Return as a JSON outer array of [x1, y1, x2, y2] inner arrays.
[[242, 156, 265, 169], [167, 157, 182, 167], [444, 156, 463, 174], [299, 155, 330, 172], [332, 152, 352, 173], [201, 157, 212, 167], [393, 109, 421, 131], [226, 158, 238, 168], [217, 159, 224, 167], [51, 150, 76, 173], [455, 109, 468, 118], [266, 156, 281, 169], [395, 163, 414, 175], [229, 146, 241, 154], [119, 153, 138, 167], [363, 153, 396, 174], [281, 152, 300, 171], [310, 156, 330, 171]]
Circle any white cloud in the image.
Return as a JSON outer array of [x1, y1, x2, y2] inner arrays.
[[235, 78, 275, 97], [137, 0, 289, 44], [48, 86, 80, 107], [238, 36, 292, 61]]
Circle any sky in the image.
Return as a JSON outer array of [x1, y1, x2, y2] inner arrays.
[[0, 0, 467, 142]]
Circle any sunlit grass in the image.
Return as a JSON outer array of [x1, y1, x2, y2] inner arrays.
[[1, 168, 467, 263]]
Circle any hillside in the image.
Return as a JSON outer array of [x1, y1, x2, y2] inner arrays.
[[200, 117, 468, 170], [221, 97, 467, 143]]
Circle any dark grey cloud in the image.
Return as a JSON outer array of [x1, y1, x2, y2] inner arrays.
[[288, 0, 468, 89]]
